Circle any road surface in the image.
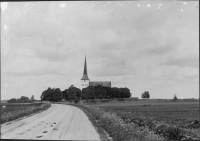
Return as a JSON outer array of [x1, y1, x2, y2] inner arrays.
[[1, 104, 100, 140]]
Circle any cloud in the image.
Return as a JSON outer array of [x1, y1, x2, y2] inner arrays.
[[1, 1, 199, 100], [7, 70, 66, 77], [140, 44, 176, 57], [161, 56, 199, 68]]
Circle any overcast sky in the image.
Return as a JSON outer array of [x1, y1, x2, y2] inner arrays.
[[1, 1, 199, 100]]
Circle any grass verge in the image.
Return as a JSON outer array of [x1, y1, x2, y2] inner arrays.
[[64, 103, 112, 141], [64, 103, 164, 141]]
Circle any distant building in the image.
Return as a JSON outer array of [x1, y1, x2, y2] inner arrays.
[[89, 81, 111, 87], [81, 55, 111, 89], [81, 56, 90, 89]]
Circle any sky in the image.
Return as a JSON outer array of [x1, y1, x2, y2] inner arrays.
[[1, 1, 199, 100]]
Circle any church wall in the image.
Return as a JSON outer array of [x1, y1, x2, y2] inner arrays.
[[81, 80, 90, 89]]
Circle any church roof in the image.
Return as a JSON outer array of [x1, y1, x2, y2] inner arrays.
[[81, 56, 90, 80], [89, 81, 111, 87]]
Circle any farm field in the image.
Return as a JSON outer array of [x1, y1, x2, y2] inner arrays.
[[1, 103, 44, 113], [93, 100, 199, 121], [1, 103, 51, 124], [90, 100, 200, 140]]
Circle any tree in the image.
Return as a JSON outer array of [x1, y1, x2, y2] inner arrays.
[[111, 87, 121, 98], [8, 98, 17, 103], [104, 86, 111, 98], [81, 85, 132, 99], [51, 88, 63, 102], [141, 91, 150, 99], [68, 86, 81, 100], [62, 89, 68, 100], [94, 85, 105, 99], [173, 94, 178, 100], [82, 86, 95, 99], [40, 87, 63, 102], [120, 88, 131, 98], [19, 96, 30, 103], [8, 97, 31, 103], [30, 95, 35, 102]]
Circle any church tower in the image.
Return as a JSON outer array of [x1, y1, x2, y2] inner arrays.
[[81, 55, 90, 89]]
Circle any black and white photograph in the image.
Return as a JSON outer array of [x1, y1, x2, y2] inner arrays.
[[1, 1, 199, 140]]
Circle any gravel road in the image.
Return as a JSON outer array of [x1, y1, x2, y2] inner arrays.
[[1, 104, 100, 140]]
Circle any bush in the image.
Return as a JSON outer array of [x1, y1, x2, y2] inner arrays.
[[88, 99, 97, 104], [118, 98, 124, 101], [101, 99, 112, 103], [8, 96, 32, 103], [165, 126, 184, 140], [131, 97, 139, 101], [186, 120, 200, 129], [115, 111, 200, 140], [74, 98, 80, 104]]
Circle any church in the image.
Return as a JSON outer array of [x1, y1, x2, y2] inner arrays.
[[81, 56, 111, 90]]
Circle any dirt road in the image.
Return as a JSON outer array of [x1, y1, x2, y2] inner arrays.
[[1, 104, 100, 140]]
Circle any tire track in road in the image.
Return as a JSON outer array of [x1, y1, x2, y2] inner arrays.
[[1, 104, 57, 131], [34, 105, 73, 140], [65, 106, 100, 140], [16, 104, 65, 139], [43, 106, 74, 140], [58, 108, 74, 140], [1, 104, 58, 139]]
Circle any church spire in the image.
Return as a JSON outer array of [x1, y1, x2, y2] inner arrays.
[[81, 55, 90, 80]]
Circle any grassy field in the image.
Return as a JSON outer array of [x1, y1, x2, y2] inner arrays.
[[92, 100, 199, 126], [1, 103, 43, 113], [93, 100, 199, 121], [89, 99, 200, 140], [1, 103, 51, 124]]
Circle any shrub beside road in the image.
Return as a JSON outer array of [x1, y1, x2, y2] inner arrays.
[[95, 100, 200, 140], [70, 104, 164, 141], [68, 99, 200, 141]]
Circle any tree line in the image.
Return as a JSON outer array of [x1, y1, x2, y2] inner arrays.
[[8, 95, 35, 103], [40, 85, 131, 102]]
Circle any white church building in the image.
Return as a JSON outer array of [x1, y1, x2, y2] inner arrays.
[[81, 56, 111, 90]]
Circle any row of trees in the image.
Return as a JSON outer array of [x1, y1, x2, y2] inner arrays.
[[40, 88, 63, 102], [8, 95, 35, 103], [82, 85, 131, 99], [40, 85, 131, 102]]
